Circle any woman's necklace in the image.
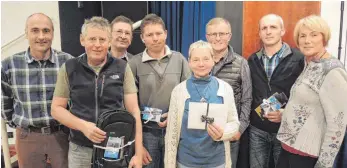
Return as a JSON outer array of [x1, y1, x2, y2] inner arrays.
[[306, 50, 327, 66], [192, 82, 211, 103], [312, 50, 327, 61]]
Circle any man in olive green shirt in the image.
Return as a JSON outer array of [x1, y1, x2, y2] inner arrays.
[[54, 63, 137, 97], [51, 16, 143, 168]]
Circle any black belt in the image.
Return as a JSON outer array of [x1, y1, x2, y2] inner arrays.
[[22, 125, 64, 134]]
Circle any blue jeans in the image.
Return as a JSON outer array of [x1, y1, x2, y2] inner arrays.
[[334, 129, 347, 168], [143, 128, 165, 168], [230, 140, 240, 168], [249, 125, 281, 168], [68, 142, 93, 168]]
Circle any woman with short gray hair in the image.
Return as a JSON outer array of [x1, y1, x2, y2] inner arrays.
[[164, 40, 240, 168]]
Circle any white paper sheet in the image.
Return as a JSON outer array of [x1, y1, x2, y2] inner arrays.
[[188, 102, 228, 130]]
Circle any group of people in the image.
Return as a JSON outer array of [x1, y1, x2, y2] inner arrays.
[[1, 11, 347, 168]]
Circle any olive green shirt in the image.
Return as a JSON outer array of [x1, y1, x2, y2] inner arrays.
[[54, 63, 137, 98]]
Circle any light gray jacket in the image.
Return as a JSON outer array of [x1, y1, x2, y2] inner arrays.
[[277, 58, 347, 168]]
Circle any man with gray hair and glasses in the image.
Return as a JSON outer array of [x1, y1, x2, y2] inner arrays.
[[51, 16, 143, 168], [206, 17, 252, 168]]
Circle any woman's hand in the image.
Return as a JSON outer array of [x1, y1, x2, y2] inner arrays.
[[207, 123, 224, 141]]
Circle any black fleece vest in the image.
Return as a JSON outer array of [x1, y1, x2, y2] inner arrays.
[[66, 54, 126, 147]]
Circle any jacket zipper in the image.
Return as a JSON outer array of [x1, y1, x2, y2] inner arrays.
[[100, 75, 105, 97], [95, 75, 99, 123], [257, 58, 273, 95]]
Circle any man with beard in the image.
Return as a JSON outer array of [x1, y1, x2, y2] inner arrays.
[[110, 15, 134, 61]]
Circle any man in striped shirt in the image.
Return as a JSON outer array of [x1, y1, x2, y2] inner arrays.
[[1, 13, 73, 168]]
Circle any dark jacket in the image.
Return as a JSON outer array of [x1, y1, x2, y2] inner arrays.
[[248, 43, 305, 133], [212, 46, 252, 134], [66, 53, 126, 147]]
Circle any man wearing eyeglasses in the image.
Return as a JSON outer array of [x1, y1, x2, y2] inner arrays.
[[110, 15, 134, 61], [206, 17, 252, 168]]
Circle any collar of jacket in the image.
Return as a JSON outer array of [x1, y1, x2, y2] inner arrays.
[[78, 53, 114, 72], [255, 42, 292, 61], [222, 45, 237, 64]]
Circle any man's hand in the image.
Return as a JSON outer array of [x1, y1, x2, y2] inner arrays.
[[157, 113, 168, 127], [230, 131, 241, 141], [207, 123, 224, 141], [264, 110, 282, 123], [128, 155, 142, 168], [142, 146, 152, 165], [81, 121, 106, 143]]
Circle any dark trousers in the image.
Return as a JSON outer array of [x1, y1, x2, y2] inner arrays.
[[143, 128, 165, 168], [16, 128, 69, 168], [237, 128, 250, 168], [276, 148, 318, 168], [249, 125, 281, 168]]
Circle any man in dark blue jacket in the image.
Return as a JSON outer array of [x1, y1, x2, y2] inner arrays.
[[248, 14, 304, 168]]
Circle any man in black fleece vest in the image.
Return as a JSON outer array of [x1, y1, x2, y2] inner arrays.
[[51, 16, 143, 168]]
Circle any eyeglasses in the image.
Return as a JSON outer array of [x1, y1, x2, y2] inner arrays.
[[113, 30, 132, 37], [207, 32, 231, 38]]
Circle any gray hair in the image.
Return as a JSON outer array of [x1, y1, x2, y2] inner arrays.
[[259, 14, 284, 29], [188, 40, 214, 59], [206, 17, 232, 33], [81, 16, 111, 38]]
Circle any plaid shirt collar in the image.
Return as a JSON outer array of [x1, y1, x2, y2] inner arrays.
[[25, 48, 56, 64], [260, 44, 286, 80], [261, 44, 286, 61]]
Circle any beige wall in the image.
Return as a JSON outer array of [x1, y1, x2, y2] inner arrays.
[[321, 1, 347, 59], [1, 1, 61, 59]]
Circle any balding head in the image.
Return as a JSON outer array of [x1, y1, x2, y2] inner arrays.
[[25, 13, 54, 57], [259, 14, 284, 30], [25, 13, 54, 32]]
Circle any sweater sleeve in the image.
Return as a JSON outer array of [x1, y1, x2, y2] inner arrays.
[[220, 82, 240, 141], [316, 68, 347, 168], [239, 59, 252, 134], [164, 85, 180, 168]]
